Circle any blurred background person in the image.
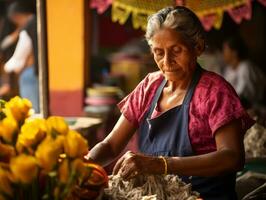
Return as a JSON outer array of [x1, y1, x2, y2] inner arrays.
[[222, 35, 266, 109], [4, 1, 39, 112], [0, 0, 19, 100]]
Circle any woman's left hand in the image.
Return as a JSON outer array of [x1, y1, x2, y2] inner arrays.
[[113, 151, 164, 180]]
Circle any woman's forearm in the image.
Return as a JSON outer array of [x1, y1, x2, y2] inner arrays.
[[86, 141, 118, 167], [167, 149, 244, 177], [86, 115, 137, 167]]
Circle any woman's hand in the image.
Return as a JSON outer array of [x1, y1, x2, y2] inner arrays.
[[113, 151, 164, 180]]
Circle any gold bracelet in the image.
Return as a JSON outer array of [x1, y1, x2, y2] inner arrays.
[[159, 156, 168, 175]]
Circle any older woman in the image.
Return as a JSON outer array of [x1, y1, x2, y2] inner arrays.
[[86, 6, 254, 199]]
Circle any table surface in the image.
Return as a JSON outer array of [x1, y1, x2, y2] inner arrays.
[[66, 117, 103, 130]]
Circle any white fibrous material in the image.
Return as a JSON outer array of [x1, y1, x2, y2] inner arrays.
[[244, 123, 266, 158], [104, 175, 199, 200]]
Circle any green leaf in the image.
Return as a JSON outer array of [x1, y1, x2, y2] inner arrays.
[[0, 100, 6, 108]]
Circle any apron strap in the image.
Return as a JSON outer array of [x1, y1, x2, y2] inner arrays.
[[183, 64, 203, 105], [146, 78, 167, 118]]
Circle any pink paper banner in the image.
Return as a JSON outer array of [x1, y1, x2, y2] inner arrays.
[[90, 0, 113, 14], [200, 14, 217, 31], [258, 0, 266, 7], [227, 0, 252, 24]]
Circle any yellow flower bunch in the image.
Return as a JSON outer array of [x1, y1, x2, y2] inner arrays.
[[10, 154, 38, 184], [3, 96, 32, 122], [47, 116, 69, 136], [0, 117, 18, 143], [35, 135, 64, 172], [0, 142, 15, 161], [0, 96, 107, 200], [64, 130, 88, 158], [16, 119, 47, 153]]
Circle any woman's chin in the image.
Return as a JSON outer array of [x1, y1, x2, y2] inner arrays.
[[164, 72, 183, 81]]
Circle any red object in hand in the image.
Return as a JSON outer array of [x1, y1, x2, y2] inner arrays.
[[85, 163, 109, 188], [72, 163, 109, 200]]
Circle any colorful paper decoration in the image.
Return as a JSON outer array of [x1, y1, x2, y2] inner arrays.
[[111, 0, 174, 30], [89, 0, 266, 31], [90, 0, 113, 14], [227, 0, 252, 24], [258, 0, 266, 6], [187, 0, 248, 29]]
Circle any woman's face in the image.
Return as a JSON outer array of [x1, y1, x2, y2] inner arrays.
[[150, 28, 198, 82], [222, 43, 236, 66], [9, 13, 29, 28]]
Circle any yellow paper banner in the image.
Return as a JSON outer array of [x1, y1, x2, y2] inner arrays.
[[111, 0, 250, 30], [112, 0, 174, 30]]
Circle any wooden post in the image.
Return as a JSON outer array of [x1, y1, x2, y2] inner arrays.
[[36, 0, 49, 118], [46, 0, 90, 116]]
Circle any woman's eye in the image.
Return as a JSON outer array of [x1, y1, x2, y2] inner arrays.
[[154, 50, 164, 57], [172, 46, 181, 54]]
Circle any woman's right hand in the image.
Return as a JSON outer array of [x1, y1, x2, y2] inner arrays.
[[113, 151, 165, 180]]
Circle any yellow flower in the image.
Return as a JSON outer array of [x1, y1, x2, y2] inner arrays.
[[71, 158, 87, 178], [10, 154, 38, 184], [0, 99, 6, 110], [0, 167, 12, 196], [16, 119, 47, 152], [0, 100, 6, 121], [35, 135, 64, 172], [47, 116, 69, 136], [4, 96, 32, 122], [0, 117, 18, 143], [58, 159, 69, 184], [64, 130, 88, 158], [0, 143, 16, 160]]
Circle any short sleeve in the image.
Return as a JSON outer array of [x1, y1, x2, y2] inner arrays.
[[4, 31, 32, 73], [206, 80, 255, 135], [117, 74, 152, 127]]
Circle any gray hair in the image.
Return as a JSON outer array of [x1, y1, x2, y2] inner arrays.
[[145, 6, 205, 49]]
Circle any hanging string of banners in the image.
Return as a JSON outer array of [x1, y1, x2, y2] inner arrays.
[[89, 0, 266, 31]]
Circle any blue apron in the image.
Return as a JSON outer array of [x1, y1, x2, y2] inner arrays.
[[139, 65, 237, 200]]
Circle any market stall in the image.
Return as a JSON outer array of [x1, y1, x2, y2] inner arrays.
[[1, 0, 266, 199]]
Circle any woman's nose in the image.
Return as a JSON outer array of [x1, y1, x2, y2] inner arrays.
[[163, 53, 173, 67]]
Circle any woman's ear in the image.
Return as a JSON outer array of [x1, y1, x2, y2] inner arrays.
[[195, 39, 205, 56]]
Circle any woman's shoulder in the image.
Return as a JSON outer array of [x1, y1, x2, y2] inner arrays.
[[139, 71, 164, 90], [193, 69, 254, 134], [145, 71, 164, 82], [193, 70, 239, 107], [201, 70, 229, 85], [198, 70, 236, 94]]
